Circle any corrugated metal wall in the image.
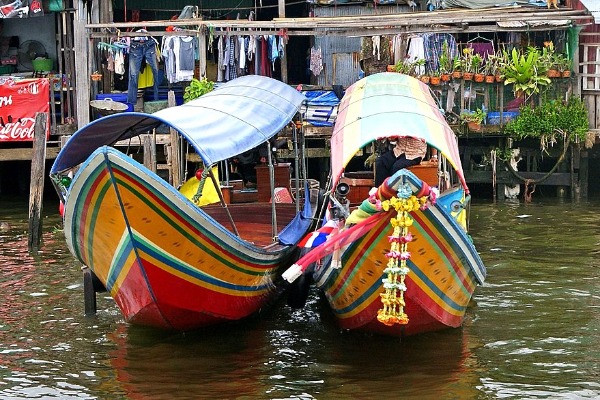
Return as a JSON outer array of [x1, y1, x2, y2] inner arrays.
[[312, 4, 410, 87]]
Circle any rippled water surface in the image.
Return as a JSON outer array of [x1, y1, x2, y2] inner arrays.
[[0, 198, 598, 399]]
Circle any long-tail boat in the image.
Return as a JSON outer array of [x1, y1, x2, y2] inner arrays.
[[283, 72, 486, 336], [50, 75, 318, 330]]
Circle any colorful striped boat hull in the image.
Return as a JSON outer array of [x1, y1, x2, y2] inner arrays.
[[63, 147, 299, 330], [309, 172, 485, 337]]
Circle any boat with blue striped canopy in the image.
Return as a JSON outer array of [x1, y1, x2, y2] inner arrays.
[[50, 75, 318, 330]]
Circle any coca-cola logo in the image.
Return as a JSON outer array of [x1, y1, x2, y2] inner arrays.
[[0, 117, 36, 140], [30, 0, 42, 13]]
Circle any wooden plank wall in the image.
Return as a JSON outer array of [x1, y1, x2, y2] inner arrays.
[[580, 32, 600, 134]]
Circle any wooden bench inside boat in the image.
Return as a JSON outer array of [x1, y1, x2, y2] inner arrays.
[[340, 162, 439, 205]]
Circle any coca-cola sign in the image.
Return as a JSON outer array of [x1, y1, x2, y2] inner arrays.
[[0, 78, 49, 142]]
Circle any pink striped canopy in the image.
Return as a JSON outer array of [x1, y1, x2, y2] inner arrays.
[[331, 72, 467, 190]]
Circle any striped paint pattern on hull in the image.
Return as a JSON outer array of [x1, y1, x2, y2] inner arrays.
[[313, 198, 484, 336], [64, 147, 294, 329]]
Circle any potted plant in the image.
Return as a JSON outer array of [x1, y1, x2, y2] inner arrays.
[[461, 48, 483, 81], [540, 42, 560, 78], [557, 55, 572, 78], [429, 70, 441, 85], [438, 40, 453, 81], [472, 54, 485, 82], [502, 47, 551, 99], [412, 58, 426, 78], [393, 58, 413, 75], [183, 77, 215, 103], [495, 50, 507, 82], [483, 54, 498, 83], [452, 55, 463, 79], [460, 108, 487, 132]]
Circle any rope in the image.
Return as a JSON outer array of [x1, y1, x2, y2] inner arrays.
[[503, 133, 570, 202], [192, 169, 210, 204]]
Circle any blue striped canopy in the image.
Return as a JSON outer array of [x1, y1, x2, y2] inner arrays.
[[51, 75, 306, 174]]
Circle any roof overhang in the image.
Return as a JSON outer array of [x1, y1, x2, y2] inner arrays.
[[87, 6, 593, 38]]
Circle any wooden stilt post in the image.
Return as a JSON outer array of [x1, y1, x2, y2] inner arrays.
[[83, 267, 97, 315], [168, 90, 181, 187], [82, 265, 106, 316], [28, 112, 47, 252]]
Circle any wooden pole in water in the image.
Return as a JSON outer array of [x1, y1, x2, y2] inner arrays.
[[168, 90, 181, 187], [28, 112, 47, 252]]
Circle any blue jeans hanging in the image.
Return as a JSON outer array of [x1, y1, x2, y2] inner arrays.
[[127, 40, 159, 105]]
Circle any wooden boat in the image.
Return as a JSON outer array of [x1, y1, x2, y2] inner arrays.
[[50, 75, 318, 331], [283, 72, 486, 337]]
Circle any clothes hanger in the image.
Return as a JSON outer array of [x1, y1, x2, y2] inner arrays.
[[467, 33, 493, 43]]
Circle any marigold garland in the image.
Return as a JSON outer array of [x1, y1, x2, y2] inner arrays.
[[377, 187, 432, 327]]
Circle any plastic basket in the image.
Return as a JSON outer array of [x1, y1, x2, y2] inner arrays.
[[90, 99, 129, 116], [32, 58, 53, 72]]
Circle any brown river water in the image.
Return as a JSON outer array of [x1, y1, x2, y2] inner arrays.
[[0, 197, 598, 399]]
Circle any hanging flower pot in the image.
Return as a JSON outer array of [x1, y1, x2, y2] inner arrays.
[[441, 73, 451, 82], [495, 74, 504, 82], [90, 72, 102, 81], [420, 75, 430, 84], [485, 75, 495, 83], [562, 70, 571, 78], [452, 71, 462, 79], [462, 72, 474, 81], [429, 75, 441, 85], [474, 73, 485, 83]]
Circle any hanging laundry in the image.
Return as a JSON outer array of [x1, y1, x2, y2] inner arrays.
[[277, 35, 285, 59], [391, 34, 406, 64], [406, 35, 425, 75], [114, 49, 125, 76], [238, 36, 246, 70], [310, 46, 323, 76], [161, 36, 176, 84], [422, 33, 458, 74], [106, 51, 114, 72], [228, 35, 237, 80], [178, 36, 195, 71], [259, 36, 271, 77], [137, 64, 154, 89], [174, 36, 195, 82], [466, 41, 494, 60], [372, 36, 381, 61], [268, 35, 279, 70], [247, 35, 256, 61], [217, 35, 224, 82]]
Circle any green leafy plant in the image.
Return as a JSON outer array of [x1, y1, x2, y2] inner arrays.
[[461, 48, 483, 74], [501, 47, 551, 98], [460, 108, 487, 124], [452, 55, 463, 73], [183, 77, 215, 103], [555, 53, 572, 72], [438, 40, 453, 74], [504, 97, 589, 152], [483, 53, 498, 76], [394, 58, 413, 74]]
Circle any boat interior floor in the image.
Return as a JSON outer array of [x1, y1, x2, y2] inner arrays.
[[202, 202, 313, 248]]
